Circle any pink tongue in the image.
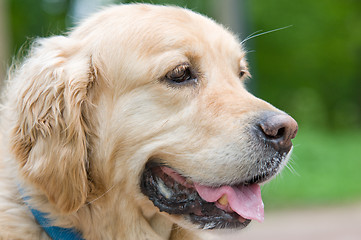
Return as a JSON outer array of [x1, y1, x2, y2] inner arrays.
[[194, 183, 264, 222]]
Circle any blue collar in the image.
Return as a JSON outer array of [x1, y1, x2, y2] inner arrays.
[[20, 189, 84, 240], [29, 207, 85, 240]]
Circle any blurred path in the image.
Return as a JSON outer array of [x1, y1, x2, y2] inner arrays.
[[202, 202, 361, 240]]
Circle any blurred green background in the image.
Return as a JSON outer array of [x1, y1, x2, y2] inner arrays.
[[0, 0, 360, 210]]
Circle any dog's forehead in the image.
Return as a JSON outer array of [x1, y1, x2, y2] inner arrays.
[[74, 4, 244, 60], [130, 5, 246, 74], [140, 6, 244, 60]]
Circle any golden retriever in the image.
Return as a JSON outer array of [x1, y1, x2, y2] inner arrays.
[[0, 4, 298, 240]]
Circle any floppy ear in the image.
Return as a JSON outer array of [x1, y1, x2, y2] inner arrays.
[[10, 36, 96, 213]]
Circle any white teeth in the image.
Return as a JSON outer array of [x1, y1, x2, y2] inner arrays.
[[218, 194, 228, 206], [157, 179, 172, 199]]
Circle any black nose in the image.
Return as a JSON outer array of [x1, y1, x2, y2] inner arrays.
[[258, 112, 298, 153]]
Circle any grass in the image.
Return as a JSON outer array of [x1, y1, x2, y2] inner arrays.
[[261, 127, 361, 210]]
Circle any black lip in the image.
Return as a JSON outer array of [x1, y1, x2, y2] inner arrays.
[[188, 213, 251, 229], [140, 162, 251, 229]]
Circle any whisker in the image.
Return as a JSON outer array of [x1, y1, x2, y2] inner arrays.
[[86, 184, 116, 205], [241, 25, 293, 44], [285, 158, 300, 176], [241, 29, 264, 43], [245, 49, 256, 54]]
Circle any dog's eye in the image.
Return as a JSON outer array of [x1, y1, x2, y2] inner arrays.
[[239, 69, 250, 79], [240, 70, 246, 78], [165, 64, 197, 85]]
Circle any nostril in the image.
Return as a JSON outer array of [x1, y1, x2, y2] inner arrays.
[[258, 112, 298, 153], [260, 121, 286, 140], [274, 127, 285, 139], [262, 126, 285, 140]]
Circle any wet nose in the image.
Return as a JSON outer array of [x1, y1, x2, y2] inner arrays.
[[258, 112, 298, 153]]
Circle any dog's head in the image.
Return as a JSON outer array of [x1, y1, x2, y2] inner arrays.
[[9, 4, 297, 233]]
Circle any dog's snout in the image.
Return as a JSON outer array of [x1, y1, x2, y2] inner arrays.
[[258, 112, 298, 153]]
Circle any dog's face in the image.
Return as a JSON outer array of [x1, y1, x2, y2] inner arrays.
[[9, 4, 297, 234]]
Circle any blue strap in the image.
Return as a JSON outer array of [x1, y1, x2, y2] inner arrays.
[[29, 207, 85, 240], [20, 187, 84, 240]]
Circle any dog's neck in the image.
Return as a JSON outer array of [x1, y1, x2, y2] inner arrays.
[[21, 187, 196, 240]]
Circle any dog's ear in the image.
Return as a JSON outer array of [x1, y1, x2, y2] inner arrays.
[[10, 36, 96, 213]]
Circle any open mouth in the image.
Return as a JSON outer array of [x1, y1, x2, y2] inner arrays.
[[140, 162, 266, 230]]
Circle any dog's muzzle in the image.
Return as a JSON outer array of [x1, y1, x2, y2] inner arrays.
[[140, 111, 298, 230]]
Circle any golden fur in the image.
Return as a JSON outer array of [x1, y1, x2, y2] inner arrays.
[[0, 4, 291, 240]]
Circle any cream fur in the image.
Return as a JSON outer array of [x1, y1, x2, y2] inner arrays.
[[0, 4, 284, 240]]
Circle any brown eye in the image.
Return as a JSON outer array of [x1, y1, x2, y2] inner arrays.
[[240, 70, 246, 78], [165, 64, 197, 85]]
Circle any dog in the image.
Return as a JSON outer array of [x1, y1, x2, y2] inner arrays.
[[0, 4, 298, 240]]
